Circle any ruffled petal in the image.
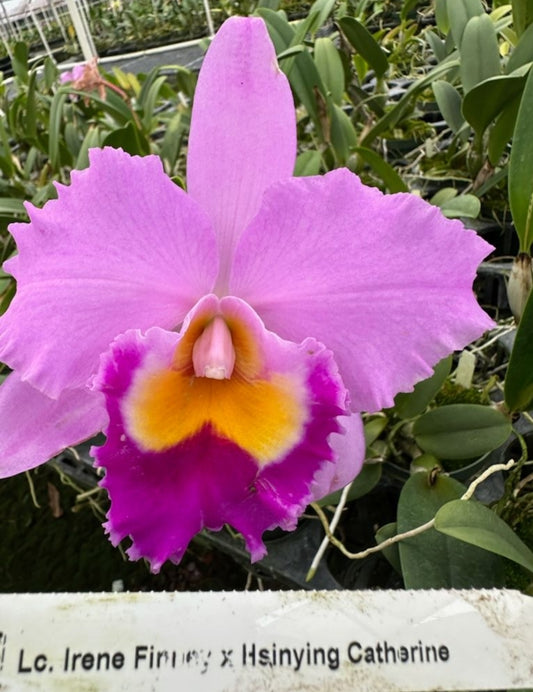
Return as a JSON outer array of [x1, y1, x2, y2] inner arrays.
[[93, 297, 348, 570], [310, 412, 365, 501], [187, 16, 296, 291], [0, 373, 106, 477], [0, 147, 218, 398], [230, 169, 494, 412]]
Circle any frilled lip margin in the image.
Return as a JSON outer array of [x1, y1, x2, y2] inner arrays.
[[92, 295, 350, 573]]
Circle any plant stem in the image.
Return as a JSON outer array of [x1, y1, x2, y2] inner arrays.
[[306, 459, 516, 580]]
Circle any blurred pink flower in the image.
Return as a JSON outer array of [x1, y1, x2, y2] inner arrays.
[[59, 58, 106, 100]]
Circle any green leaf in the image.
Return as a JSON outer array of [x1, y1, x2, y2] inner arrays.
[[0, 278, 16, 316], [507, 20, 533, 71], [63, 122, 81, 158], [509, 65, 533, 252], [474, 163, 508, 196], [398, 472, 504, 588], [280, 9, 320, 78], [349, 462, 382, 499], [67, 87, 132, 125], [174, 66, 197, 99], [257, 8, 294, 47], [294, 150, 322, 176], [512, 0, 533, 36], [11, 41, 29, 84], [160, 112, 187, 172], [448, 0, 484, 48], [329, 104, 357, 164], [430, 187, 458, 206], [401, 0, 421, 21], [410, 453, 443, 474], [488, 97, 521, 165], [302, 0, 336, 36], [75, 126, 104, 170], [375, 522, 401, 573], [432, 80, 464, 133], [314, 37, 344, 105], [425, 29, 448, 62], [413, 404, 512, 460], [7, 93, 24, 143], [361, 58, 460, 146], [504, 286, 533, 411], [258, 9, 326, 133], [113, 66, 141, 95], [352, 146, 408, 193], [435, 499, 533, 573], [43, 56, 58, 91], [25, 70, 38, 141], [439, 194, 481, 218], [394, 355, 452, 419], [48, 91, 67, 171], [0, 118, 15, 179], [103, 122, 150, 157], [0, 198, 27, 218], [462, 66, 530, 138], [435, 0, 450, 34], [33, 183, 58, 210], [139, 74, 167, 130], [460, 14, 501, 94], [277, 45, 305, 60], [338, 16, 389, 78], [364, 415, 388, 447], [137, 66, 163, 104]]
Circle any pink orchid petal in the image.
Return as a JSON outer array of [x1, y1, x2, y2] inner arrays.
[[230, 169, 494, 412], [0, 374, 106, 477], [187, 16, 296, 291], [94, 297, 347, 569], [0, 147, 218, 398], [310, 412, 365, 500], [60, 63, 85, 83], [59, 69, 73, 84]]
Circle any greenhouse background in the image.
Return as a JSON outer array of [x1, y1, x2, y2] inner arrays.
[[0, 0, 222, 69]]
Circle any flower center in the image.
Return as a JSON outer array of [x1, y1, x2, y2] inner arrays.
[[192, 316, 236, 380], [120, 297, 313, 464]]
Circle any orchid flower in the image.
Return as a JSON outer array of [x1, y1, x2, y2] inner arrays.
[[0, 17, 493, 571], [59, 58, 135, 117], [59, 58, 107, 100]]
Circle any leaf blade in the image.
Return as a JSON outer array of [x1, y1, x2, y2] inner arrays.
[[504, 285, 533, 411], [338, 16, 389, 78], [413, 404, 512, 460], [398, 473, 504, 588], [435, 499, 533, 573], [509, 64, 533, 252]]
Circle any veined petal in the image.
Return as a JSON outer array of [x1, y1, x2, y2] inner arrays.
[[230, 169, 495, 412], [0, 147, 218, 398], [187, 16, 296, 291], [0, 374, 106, 477], [93, 297, 348, 570]]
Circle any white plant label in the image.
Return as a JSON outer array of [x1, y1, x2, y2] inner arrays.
[[0, 589, 531, 691]]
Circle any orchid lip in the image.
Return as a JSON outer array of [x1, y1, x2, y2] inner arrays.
[[95, 302, 349, 568], [192, 315, 236, 380]]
